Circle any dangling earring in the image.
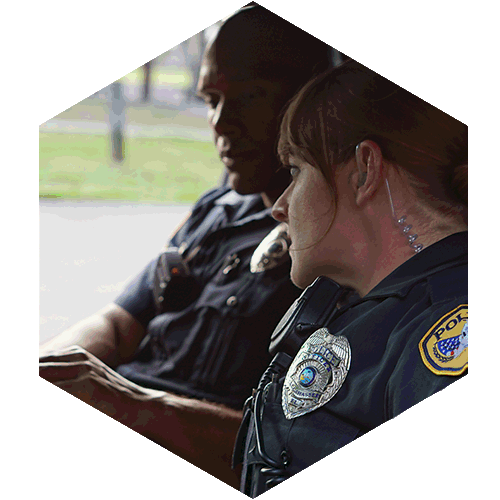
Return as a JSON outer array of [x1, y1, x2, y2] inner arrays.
[[385, 179, 423, 253]]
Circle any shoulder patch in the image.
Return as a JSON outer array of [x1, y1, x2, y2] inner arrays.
[[419, 304, 468, 376]]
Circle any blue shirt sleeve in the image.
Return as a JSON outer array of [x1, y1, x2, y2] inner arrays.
[[113, 186, 229, 329], [114, 258, 158, 329]]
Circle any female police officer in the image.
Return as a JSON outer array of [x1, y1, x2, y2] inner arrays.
[[232, 60, 468, 496]]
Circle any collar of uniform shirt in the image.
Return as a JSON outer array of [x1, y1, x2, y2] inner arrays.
[[214, 188, 272, 225], [360, 231, 467, 300]]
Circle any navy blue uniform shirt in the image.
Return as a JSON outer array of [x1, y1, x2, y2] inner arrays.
[[114, 186, 300, 409], [239, 231, 468, 497]]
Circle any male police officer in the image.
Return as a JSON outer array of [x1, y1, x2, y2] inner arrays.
[[39, 4, 335, 487]]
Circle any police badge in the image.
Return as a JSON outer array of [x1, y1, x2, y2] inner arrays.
[[282, 328, 351, 419], [250, 222, 290, 273]]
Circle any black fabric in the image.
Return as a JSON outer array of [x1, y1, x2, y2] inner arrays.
[[114, 186, 301, 409], [241, 232, 468, 496]]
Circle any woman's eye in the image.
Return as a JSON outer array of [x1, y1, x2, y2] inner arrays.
[[281, 163, 300, 179]]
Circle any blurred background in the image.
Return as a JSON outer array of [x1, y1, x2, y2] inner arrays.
[[40, 22, 223, 344]]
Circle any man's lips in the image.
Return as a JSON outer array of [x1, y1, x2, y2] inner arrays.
[[220, 149, 253, 159], [220, 150, 258, 168]]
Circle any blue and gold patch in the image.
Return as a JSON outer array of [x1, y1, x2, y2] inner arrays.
[[419, 304, 468, 376]]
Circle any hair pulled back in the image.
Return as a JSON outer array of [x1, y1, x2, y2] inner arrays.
[[279, 60, 468, 212]]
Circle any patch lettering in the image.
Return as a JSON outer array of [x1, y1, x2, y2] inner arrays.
[[419, 304, 468, 376]]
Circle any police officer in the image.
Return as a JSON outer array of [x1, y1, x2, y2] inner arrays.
[[233, 60, 468, 496], [111, 4, 336, 409], [39, 4, 337, 487]]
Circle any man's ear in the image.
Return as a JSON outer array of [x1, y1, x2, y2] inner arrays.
[[353, 140, 384, 207]]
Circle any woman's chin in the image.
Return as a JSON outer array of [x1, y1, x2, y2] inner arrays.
[[290, 266, 316, 290]]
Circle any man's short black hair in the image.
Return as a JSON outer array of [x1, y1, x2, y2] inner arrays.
[[213, 3, 336, 89]]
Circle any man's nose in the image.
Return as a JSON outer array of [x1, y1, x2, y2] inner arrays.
[[272, 189, 289, 223], [211, 99, 240, 137]]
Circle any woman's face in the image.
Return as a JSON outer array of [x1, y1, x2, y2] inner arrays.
[[272, 156, 365, 289]]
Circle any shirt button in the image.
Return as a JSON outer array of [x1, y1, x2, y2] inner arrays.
[[226, 296, 238, 307]]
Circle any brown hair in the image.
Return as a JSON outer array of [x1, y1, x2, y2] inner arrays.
[[278, 60, 468, 214]]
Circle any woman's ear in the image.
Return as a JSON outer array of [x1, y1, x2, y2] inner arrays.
[[353, 140, 384, 207]]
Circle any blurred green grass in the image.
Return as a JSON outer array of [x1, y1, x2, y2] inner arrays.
[[39, 133, 222, 203], [39, 65, 221, 203]]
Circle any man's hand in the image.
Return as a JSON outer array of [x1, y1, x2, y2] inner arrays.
[[39, 345, 243, 488], [39, 346, 164, 428]]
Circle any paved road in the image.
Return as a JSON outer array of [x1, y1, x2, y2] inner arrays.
[[40, 96, 213, 141], [39, 200, 191, 345], [39, 102, 211, 344]]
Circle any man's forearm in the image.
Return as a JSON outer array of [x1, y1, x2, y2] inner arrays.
[[40, 312, 119, 365], [40, 346, 243, 488], [135, 393, 243, 488]]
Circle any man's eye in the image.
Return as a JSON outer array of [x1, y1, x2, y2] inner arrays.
[[203, 94, 220, 108], [240, 88, 266, 102]]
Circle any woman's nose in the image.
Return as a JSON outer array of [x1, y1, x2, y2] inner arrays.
[[272, 189, 289, 223]]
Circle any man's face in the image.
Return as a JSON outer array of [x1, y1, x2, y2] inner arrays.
[[197, 44, 293, 196]]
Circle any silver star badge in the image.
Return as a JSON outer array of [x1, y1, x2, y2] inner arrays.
[[282, 328, 351, 419]]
